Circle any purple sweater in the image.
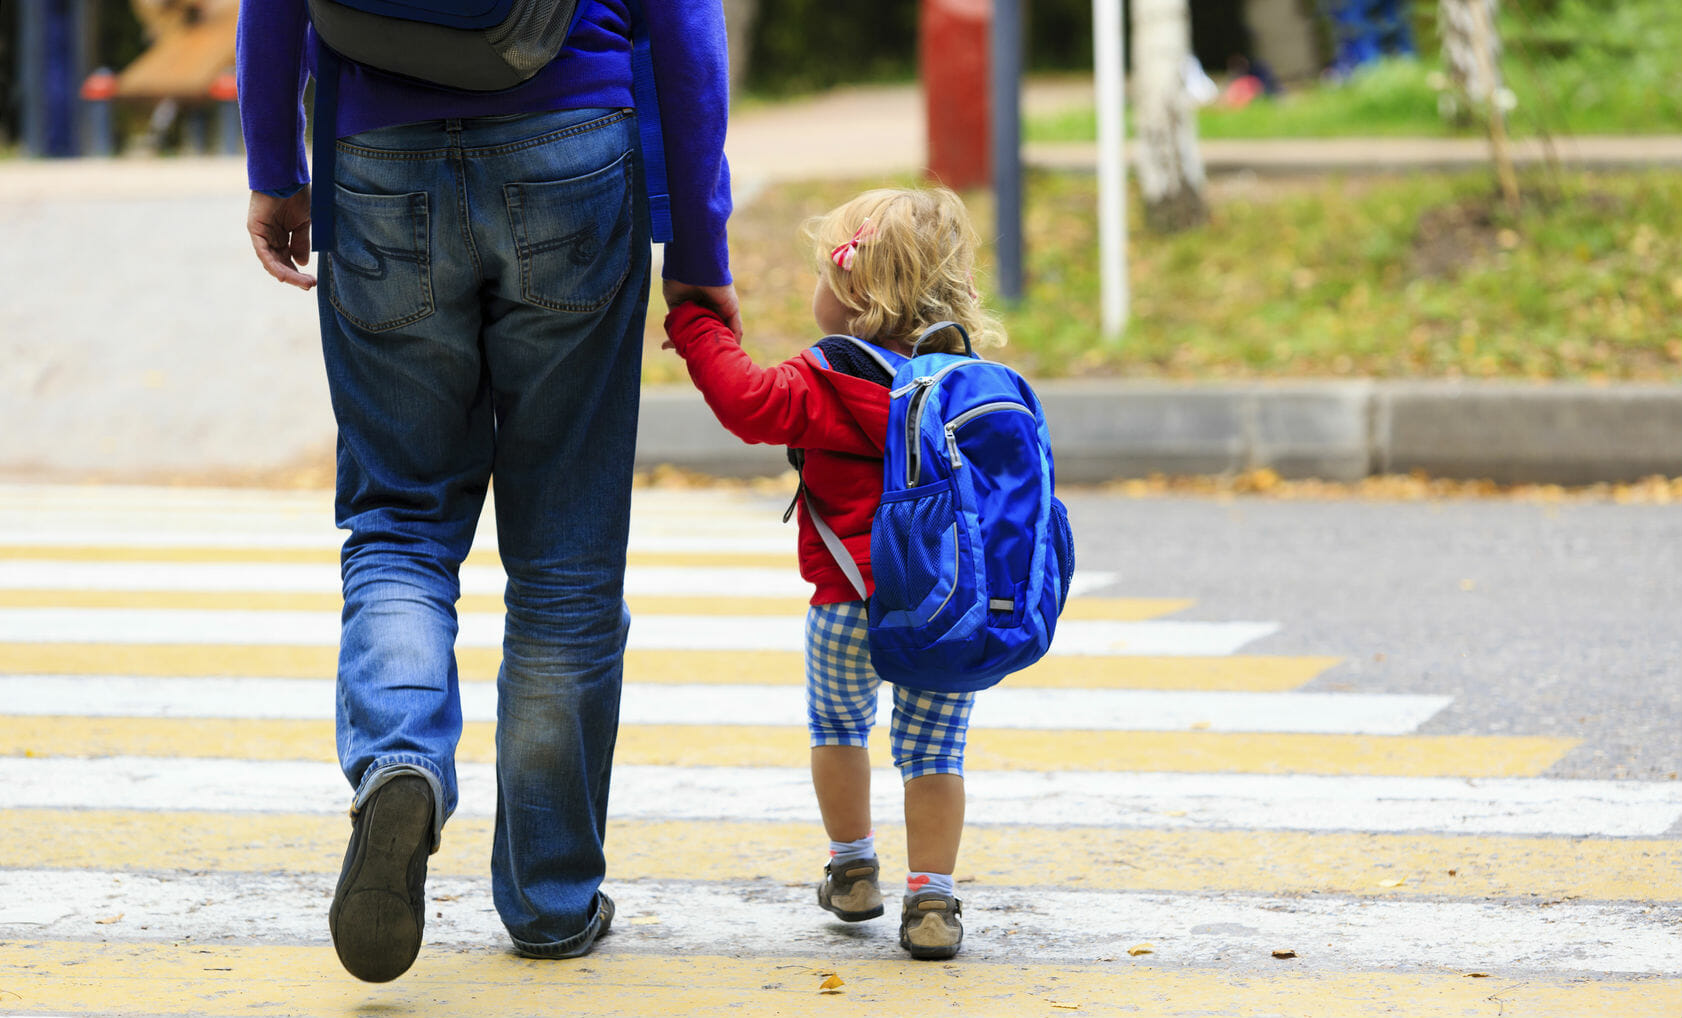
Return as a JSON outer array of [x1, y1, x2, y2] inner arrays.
[[235, 0, 731, 286]]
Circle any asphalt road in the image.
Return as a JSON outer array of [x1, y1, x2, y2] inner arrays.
[[1061, 492, 1682, 793]]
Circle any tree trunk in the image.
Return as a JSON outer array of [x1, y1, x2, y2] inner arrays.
[[1439, 0, 1502, 108], [721, 0, 758, 91], [1131, 0, 1208, 233], [1440, 0, 1519, 209]]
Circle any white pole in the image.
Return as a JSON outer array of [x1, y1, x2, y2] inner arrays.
[[1094, 0, 1129, 341]]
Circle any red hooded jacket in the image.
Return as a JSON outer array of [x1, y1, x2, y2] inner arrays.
[[664, 302, 889, 605]]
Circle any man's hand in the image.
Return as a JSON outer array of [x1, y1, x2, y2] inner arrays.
[[662, 280, 742, 340], [247, 188, 316, 290]]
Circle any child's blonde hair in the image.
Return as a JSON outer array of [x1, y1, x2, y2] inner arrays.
[[808, 186, 1005, 354]]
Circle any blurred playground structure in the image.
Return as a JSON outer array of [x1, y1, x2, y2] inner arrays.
[[11, 0, 243, 156]]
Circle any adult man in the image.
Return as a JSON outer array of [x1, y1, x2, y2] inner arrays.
[[236, 0, 736, 982]]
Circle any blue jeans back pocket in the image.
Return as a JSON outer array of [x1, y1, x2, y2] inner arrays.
[[504, 151, 633, 313], [329, 186, 433, 333]]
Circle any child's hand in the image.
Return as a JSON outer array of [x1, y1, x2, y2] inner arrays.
[[663, 281, 743, 340]]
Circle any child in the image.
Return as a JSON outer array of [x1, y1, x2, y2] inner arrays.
[[662, 186, 1005, 960]]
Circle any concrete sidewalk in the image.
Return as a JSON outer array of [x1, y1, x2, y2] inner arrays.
[[2, 84, 1678, 487]]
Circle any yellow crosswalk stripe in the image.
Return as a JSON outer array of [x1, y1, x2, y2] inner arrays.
[[0, 942, 1677, 1018], [0, 589, 1192, 621], [4, 810, 1675, 902], [0, 544, 789, 569], [0, 644, 1338, 690], [0, 716, 1575, 777]]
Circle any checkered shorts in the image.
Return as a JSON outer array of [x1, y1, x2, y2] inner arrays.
[[805, 601, 976, 781]]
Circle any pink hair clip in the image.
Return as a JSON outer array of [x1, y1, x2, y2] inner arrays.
[[829, 218, 876, 271]]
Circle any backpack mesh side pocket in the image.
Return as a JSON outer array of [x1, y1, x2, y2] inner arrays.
[[1049, 496, 1076, 612], [870, 481, 961, 629]]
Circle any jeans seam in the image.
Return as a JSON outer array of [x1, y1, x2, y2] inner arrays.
[[459, 110, 632, 160], [451, 143, 482, 281], [335, 145, 451, 161]]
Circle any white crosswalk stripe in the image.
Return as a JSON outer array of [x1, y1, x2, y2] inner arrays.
[[3, 756, 1677, 835], [0, 675, 1450, 733]]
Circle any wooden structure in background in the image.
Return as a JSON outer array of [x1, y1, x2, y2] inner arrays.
[[115, 0, 239, 100]]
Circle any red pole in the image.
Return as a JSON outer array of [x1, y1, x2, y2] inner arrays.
[[920, 0, 991, 190]]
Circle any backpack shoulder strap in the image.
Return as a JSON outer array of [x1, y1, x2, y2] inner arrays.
[[310, 44, 342, 252], [812, 334, 904, 386], [625, 0, 672, 243], [808, 505, 869, 601]]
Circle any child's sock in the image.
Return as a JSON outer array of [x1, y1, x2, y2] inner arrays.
[[828, 832, 876, 867], [905, 871, 955, 898]]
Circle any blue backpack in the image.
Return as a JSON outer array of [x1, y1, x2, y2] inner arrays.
[[306, 0, 671, 248], [810, 322, 1076, 693]]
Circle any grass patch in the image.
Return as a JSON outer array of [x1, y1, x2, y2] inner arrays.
[[1027, 2, 1682, 142], [647, 169, 1682, 383], [1029, 59, 1449, 142]]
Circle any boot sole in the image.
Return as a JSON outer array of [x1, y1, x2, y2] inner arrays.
[[818, 882, 884, 922], [819, 899, 885, 922], [901, 935, 962, 960], [329, 777, 432, 982]]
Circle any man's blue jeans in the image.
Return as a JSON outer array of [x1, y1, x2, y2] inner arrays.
[[317, 108, 647, 958]]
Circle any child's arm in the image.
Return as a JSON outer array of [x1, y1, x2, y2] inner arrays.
[[664, 303, 876, 454]]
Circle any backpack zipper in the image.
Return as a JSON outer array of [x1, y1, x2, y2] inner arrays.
[[902, 361, 981, 486], [942, 402, 1034, 468]]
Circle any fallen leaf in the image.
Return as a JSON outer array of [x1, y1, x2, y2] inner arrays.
[[1465, 972, 1491, 978], [1272, 949, 1297, 959], [94, 913, 124, 925], [1127, 943, 1154, 957], [629, 916, 661, 926], [1447, 869, 1459, 877], [819, 974, 844, 992], [1378, 878, 1407, 889], [1049, 1002, 1082, 1010]]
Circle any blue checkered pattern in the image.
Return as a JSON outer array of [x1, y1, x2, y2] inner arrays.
[[805, 601, 976, 780]]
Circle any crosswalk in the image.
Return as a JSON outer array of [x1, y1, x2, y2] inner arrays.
[[0, 483, 1677, 1017]]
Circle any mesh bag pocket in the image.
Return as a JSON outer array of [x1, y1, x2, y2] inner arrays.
[[487, 0, 576, 75], [1049, 496, 1076, 612], [871, 485, 959, 620]]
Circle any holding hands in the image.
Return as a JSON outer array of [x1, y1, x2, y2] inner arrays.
[[662, 280, 742, 346]]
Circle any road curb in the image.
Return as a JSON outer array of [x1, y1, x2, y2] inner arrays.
[[635, 381, 1682, 485]]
